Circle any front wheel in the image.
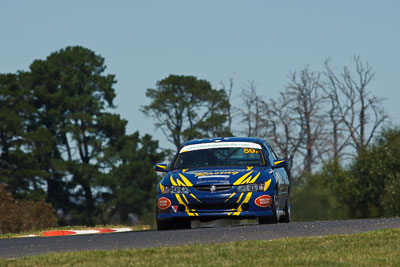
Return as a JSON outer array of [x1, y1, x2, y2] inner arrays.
[[279, 200, 291, 223], [258, 192, 279, 224], [157, 218, 191, 230], [157, 218, 172, 230], [174, 219, 191, 230]]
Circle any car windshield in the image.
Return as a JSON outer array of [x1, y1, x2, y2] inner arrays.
[[174, 144, 265, 169]]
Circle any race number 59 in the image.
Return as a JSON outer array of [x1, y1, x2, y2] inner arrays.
[[244, 148, 258, 154]]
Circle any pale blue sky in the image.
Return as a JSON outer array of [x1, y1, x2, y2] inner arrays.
[[1, 0, 399, 149]]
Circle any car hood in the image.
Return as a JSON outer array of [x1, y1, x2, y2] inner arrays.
[[166, 166, 271, 186]]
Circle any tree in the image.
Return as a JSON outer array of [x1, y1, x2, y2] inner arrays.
[[0, 73, 47, 200], [286, 67, 325, 174], [350, 128, 400, 217], [100, 133, 165, 224], [247, 67, 324, 178], [290, 169, 348, 221], [238, 81, 263, 137], [258, 93, 304, 180], [321, 78, 350, 162], [142, 75, 231, 150], [317, 128, 400, 218], [219, 78, 234, 133], [26, 46, 124, 225], [323, 56, 388, 154], [378, 128, 400, 216], [1, 46, 166, 226]]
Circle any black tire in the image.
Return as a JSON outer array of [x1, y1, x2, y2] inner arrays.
[[157, 218, 191, 230], [157, 218, 172, 230], [258, 192, 279, 224], [174, 219, 191, 230], [279, 200, 291, 223]]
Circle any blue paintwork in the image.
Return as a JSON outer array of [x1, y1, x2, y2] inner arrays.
[[156, 137, 290, 222]]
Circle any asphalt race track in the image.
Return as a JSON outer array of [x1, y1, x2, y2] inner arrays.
[[1, 218, 400, 258]]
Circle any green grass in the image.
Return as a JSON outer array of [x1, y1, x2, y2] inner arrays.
[[1, 228, 400, 266], [0, 225, 150, 239]]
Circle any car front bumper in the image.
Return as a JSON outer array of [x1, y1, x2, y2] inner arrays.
[[157, 190, 276, 221]]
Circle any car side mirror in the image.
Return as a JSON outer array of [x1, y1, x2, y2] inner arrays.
[[154, 163, 169, 173], [272, 159, 287, 169]]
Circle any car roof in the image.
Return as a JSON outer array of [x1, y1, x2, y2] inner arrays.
[[182, 137, 265, 147]]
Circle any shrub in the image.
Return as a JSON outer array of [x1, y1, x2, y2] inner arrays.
[[0, 185, 57, 234]]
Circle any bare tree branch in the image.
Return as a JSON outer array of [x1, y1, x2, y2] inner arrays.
[[323, 56, 388, 153]]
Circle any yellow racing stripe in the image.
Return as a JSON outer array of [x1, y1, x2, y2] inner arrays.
[[190, 193, 201, 203], [243, 192, 253, 203], [233, 192, 253, 216], [241, 176, 252, 185], [178, 173, 193, 186], [264, 179, 272, 191], [160, 183, 165, 194], [236, 193, 244, 203], [224, 192, 236, 202], [233, 171, 253, 185], [175, 194, 195, 216], [176, 178, 186, 187], [249, 172, 261, 183], [182, 194, 189, 204], [170, 176, 177, 186]]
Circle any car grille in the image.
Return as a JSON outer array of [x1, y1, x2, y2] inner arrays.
[[194, 185, 232, 192], [188, 203, 238, 211]]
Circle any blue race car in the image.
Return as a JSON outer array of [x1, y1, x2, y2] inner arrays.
[[155, 137, 290, 230]]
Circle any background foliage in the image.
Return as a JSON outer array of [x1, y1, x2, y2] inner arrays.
[[292, 128, 400, 221], [0, 185, 57, 234], [141, 74, 231, 150], [0, 46, 164, 232], [0, 46, 398, 233]]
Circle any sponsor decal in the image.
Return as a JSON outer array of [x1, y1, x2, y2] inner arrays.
[[158, 197, 172, 210], [171, 205, 178, 213], [196, 180, 228, 184], [255, 195, 272, 207], [197, 175, 230, 179], [195, 171, 240, 177], [180, 142, 262, 153]]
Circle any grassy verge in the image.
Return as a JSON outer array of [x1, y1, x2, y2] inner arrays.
[[1, 228, 399, 266], [0, 225, 150, 239]]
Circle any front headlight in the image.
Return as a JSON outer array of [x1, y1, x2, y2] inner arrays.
[[181, 187, 190, 194], [164, 186, 190, 194], [237, 183, 264, 192]]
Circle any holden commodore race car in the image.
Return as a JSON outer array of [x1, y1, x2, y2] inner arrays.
[[155, 137, 290, 230]]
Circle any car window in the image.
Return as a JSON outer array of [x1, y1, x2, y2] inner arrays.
[[262, 142, 278, 166], [174, 146, 265, 169]]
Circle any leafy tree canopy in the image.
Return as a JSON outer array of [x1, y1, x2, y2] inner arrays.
[[142, 75, 231, 149], [1, 46, 165, 227], [292, 127, 400, 220]]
